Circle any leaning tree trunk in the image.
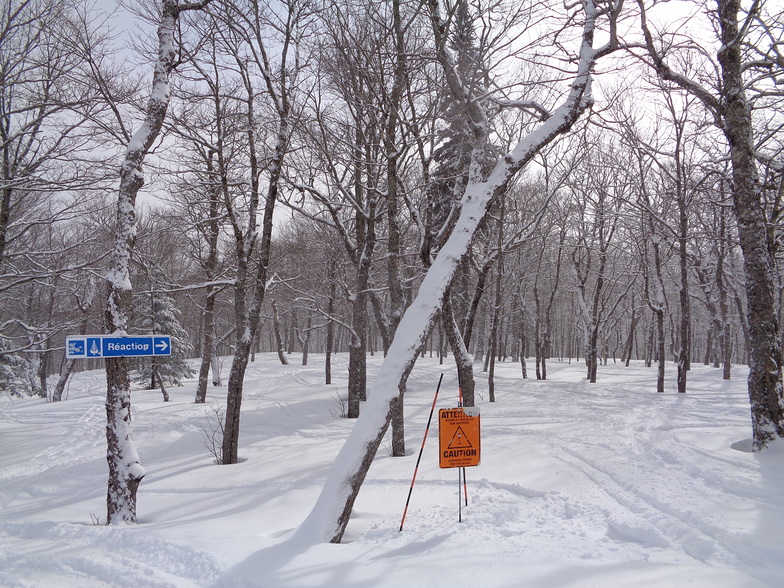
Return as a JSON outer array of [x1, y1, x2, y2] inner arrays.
[[52, 359, 77, 402], [290, 0, 608, 541], [153, 364, 169, 402], [53, 298, 94, 402]]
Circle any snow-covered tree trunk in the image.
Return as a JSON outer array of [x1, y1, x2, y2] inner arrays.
[[676, 180, 690, 394], [647, 235, 667, 391], [195, 289, 217, 402], [104, 0, 212, 524], [536, 230, 565, 380], [51, 359, 76, 402], [716, 0, 784, 448], [346, 139, 376, 417], [572, 256, 597, 382], [292, 0, 618, 544], [210, 352, 222, 386], [53, 287, 95, 402], [716, 209, 732, 380], [487, 211, 505, 401], [222, 120, 287, 464]]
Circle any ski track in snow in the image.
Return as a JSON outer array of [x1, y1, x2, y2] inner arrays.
[[2, 355, 784, 587]]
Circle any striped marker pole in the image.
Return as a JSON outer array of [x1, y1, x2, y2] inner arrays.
[[458, 388, 469, 509], [399, 373, 444, 532]]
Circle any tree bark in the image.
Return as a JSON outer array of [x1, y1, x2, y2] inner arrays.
[[196, 155, 222, 403], [104, 0, 213, 524], [386, 0, 407, 455], [154, 364, 169, 402], [717, 0, 784, 448], [195, 289, 216, 402], [220, 0, 293, 464], [325, 260, 336, 385], [443, 292, 475, 407], [273, 300, 289, 366]]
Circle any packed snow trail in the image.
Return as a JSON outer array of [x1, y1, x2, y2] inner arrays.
[[2, 356, 783, 587]]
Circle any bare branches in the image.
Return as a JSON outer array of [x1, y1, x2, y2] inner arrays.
[[634, 0, 722, 116]]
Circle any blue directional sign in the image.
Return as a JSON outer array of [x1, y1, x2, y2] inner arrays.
[[66, 335, 171, 359]]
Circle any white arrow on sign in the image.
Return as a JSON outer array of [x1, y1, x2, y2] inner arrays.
[[155, 339, 169, 353]]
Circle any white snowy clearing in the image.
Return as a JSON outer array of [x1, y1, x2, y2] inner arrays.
[[1, 354, 783, 587]]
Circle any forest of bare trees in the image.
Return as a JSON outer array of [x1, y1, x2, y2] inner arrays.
[[1, 0, 783, 533]]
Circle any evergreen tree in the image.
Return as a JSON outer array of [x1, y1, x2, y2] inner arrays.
[[0, 337, 32, 397], [131, 288, 194, 388]]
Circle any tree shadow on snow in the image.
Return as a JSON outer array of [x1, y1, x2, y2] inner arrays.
[[212, 537, 308, 588]]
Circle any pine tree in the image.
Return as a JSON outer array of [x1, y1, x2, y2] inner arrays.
[[131, 288, 194, 389], [425, 0, 496, 407], [0, 337, 31, 397]]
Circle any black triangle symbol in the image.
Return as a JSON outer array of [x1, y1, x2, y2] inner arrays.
[[448, 426, 473, 449]]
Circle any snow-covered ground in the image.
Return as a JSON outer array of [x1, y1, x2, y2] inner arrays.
[[1, 354, 782, 587]]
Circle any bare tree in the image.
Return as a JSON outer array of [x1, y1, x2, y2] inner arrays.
[[214, 0, 311, 465], [0, 0, 115, 387], [103, 0, 213, 525], [292, 0, 624, 544], [163, 11, 237, 404], [569, 139, 631, 383], [637, 0, 784, 448]]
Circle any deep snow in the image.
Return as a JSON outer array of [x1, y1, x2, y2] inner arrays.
[[1, 354, 783, 587]]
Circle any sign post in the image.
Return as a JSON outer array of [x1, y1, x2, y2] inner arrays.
[[66, 335, 172, 359]]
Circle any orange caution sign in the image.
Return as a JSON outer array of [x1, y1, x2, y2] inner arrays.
[[438, 407, 480, 468]]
